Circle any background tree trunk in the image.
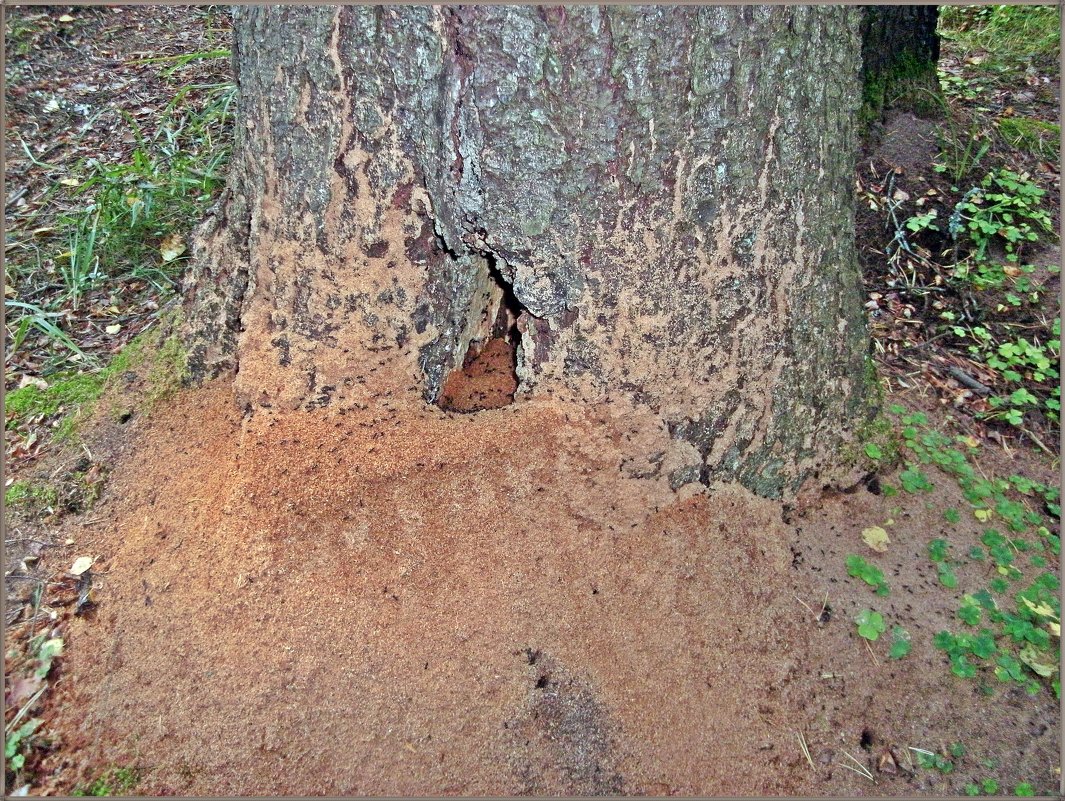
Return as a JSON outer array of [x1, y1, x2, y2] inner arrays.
[[183, 6, 880, 498], [860, 6, 942, 127]]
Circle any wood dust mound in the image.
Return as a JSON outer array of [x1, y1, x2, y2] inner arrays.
[[44, 382, 815, 796]]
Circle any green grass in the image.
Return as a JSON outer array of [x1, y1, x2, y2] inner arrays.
[[55, 82, 235, 298], [939, 5, 1061, 76], [997, 117, 1060, 161], [5, 71, 233, 376]]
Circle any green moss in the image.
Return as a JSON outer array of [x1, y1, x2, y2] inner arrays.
[[73, 766, 139, 797], [5, 374, 106, 424], [861, 52, 943, 134], [5, 310, 188, 446], [998, 117, 1060, 161], [842, 360, 901, 469], [144, 326, 189, 406], [4, 480, 58, 510]]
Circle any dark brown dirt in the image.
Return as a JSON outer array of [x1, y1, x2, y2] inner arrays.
[[23, 378, 1059, 796]]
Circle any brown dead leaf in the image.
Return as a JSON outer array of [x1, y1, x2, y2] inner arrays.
[[7, 674, 43, 707], [878, 749, 897, 774]]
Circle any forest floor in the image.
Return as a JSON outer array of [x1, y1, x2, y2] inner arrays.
[[3, 6, 1061, 797]]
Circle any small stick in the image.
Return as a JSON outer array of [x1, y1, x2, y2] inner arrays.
[[5, 685, 46, 735], [1020, 426, 1055, 458], [946, 365, 991, 395]]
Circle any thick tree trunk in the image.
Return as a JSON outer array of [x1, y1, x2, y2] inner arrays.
[[183, 6, 874, 499], [860, 6, 941, 125]]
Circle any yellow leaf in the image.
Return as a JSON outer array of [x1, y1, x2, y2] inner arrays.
[[1021, 597, 1059, 621], [1019, 645, 1057, 678], [59, 178, 80, 187], [105, 324, 122, 335], [862, 526, 890, 553], [974, 509, 993, 522], [58, 13, 74, 22], [1049, 622, 1060, 638], [159, 233, 186, 263], [70, 556, 94, 576]]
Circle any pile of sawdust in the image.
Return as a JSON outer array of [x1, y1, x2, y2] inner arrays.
[[44, 381, 816, 795]]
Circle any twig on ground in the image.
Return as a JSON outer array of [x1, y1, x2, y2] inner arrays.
[[794, 595, 818, 621], [5, 685, 47, 735], [1020, 426, 1055, 458], [863, 638, 880, 666], [946, 365, 992, 395]]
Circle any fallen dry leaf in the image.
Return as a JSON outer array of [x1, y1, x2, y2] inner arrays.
[[7, 675, 43, 707], [70, 556, 94, 576], [862, 525, 890, 553], [159, 232, 186, 263]]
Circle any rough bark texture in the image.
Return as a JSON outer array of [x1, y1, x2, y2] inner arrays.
[[183, 6, 873, 499]]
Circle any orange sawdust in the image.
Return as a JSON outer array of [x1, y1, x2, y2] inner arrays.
[[43, 380, 814, 795]]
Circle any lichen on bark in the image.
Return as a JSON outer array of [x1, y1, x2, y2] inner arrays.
[[182, 5, 876, 499]]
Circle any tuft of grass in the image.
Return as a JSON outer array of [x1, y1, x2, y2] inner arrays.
[[996, 117, 1060, 161], [5, 75, 234, 376]]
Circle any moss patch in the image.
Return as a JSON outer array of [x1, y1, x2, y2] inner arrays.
[[862, 53, 943, 133], [4, 480, 58, 511], [997, 117, 1060, 161], [72, 766, 140, 797], [5, 310, 189, 447]]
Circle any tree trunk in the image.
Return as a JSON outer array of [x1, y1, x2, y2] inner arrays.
[[182, 5, 875, 499], [860, 6, 942, 126]]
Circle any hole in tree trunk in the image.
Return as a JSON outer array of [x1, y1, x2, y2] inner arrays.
[[437, 259, 523, 413]]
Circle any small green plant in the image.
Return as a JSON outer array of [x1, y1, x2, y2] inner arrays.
[[855, 609, 886, 641], [1014, 782, 1035, 797], [900, 465, 934, 493], [912, 747, 954, 773], [888, 625, 912, 659], [5, 718, 43, 774], [73, 766, 139, 797], [846, 555, 890, 596], [949, 169, 1052, 263]]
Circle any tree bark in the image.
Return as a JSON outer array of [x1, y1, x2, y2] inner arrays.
[[860, 6, 941, 124], [182, 6, 874, 499]]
